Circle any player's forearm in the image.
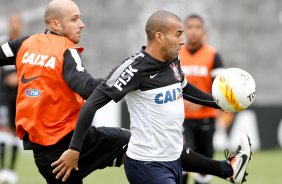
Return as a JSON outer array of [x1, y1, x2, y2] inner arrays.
[[67, 75, 104, 100], [0, 36, 29, 66], [69, 89, 111, 152], [182, 82, 220, 109], [81, 77, 104, 99]]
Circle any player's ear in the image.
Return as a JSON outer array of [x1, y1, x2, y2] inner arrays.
[[155, 32, 164, 44], [50, 19, 62, 32]]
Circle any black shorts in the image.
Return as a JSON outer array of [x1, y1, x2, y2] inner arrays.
[[182, 118, 215, 158], [33, 126, 131, 184]]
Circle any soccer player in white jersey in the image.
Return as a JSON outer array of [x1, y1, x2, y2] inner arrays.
[[52, 10, 252, 184]]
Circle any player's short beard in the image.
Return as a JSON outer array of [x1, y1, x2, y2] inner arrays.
[[161, 46, 177, 62], [61, 24, 80, 44]]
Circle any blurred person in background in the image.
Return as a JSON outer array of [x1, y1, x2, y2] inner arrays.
[[179, 14, 225, 184], [0, 11, 23, 184]]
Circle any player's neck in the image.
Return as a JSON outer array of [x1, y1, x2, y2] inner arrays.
[[187, 42, 203, 51], [145, 44, 166, 62], [9, 33, 21, 41]]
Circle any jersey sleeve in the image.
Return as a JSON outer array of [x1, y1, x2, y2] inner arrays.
[[69, 90, 111, 151], [96, 59, 141, 102], [177, 59, 188, 88], [182, 82, 220, 109], [0, 36, 29, 66], [63, 49, 103, 100], [211, 52, 225, 78]]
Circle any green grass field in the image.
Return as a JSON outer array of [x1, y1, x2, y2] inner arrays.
[[9, 149, 282, 184]]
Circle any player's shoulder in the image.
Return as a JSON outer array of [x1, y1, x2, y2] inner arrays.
[[123, 51, 145, 65], [7, 35, 29, 47], [105, 52, 144, 82], [117, 51, 146, 72]]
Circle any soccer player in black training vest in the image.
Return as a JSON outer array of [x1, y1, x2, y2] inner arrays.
[[53, 10, 252, 184]]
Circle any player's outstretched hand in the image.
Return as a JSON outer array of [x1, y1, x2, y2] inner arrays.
[[51, 149, 80, 182]]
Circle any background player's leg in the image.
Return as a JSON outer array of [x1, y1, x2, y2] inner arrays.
[[0, 105, 9, 171], [193, 118, 215, 184], [195, 119, 215, 159], [8, 104, 19, 171], [182, 119, 196, 184], [9, 141, 18, 170], [0, 142, 5, 169]]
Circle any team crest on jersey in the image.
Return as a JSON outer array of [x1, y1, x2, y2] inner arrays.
[[170, 63, 181, 81]]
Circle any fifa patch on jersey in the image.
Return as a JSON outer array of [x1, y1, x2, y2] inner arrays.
[[154, 87, 182, 104], [25, 89, 40, 97]]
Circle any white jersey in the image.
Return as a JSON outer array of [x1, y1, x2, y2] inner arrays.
[[98, 51, 187, 161]]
